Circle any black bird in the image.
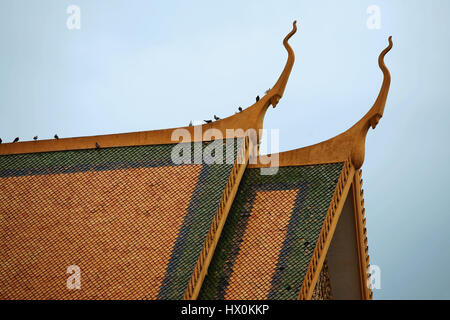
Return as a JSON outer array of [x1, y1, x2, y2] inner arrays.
[[13, 137, 19, 143], [188, 121, 193, 127], [95, 142, 100, 149], [256, 95, 260, 102], [33, 136, 38, 141], [54, 134, 59, 140], [0, 138, 2, 144], [238, 106, 243, 112], [204, 119, 212, 124], [214, 115, 220, 121]]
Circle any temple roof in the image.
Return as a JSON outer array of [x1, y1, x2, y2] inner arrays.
[[0, 22, 392, 300]]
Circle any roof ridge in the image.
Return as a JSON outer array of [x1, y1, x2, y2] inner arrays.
[[0, 22, 298, 156]]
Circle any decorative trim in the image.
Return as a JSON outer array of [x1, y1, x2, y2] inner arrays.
[[183, 136, 251, 300], [297, 159, 355, 300], [251, 37, 393, 169], [0, 22, 297, 156], [352, 169, 373, 300]]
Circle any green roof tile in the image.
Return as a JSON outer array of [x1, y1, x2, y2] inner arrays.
[[199, 163, 344, 300]]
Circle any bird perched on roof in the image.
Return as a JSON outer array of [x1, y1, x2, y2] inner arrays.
[[95, 142, 100, 149], [54, 134, 59, 140], [188, 121, 192, 127], [204, 119, 212, 124], [13, 137, 19, 143], [256, 95, 260, 102], [214, 115, 220, 121], [238, 106, 243, 112], [33, 136, 38, 141]]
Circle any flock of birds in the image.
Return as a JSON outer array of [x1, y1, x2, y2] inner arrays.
[[0, 133, 102, 149], [195, 95, 261, 126], [0, 94, 267, 145], [0, 134, 59, 144]]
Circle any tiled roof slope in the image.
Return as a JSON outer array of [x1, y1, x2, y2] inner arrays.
[[0, 139, 241, 300], [199, 163, 344, 300]]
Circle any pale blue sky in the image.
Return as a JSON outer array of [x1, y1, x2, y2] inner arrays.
[[1, 0, 449, 299]]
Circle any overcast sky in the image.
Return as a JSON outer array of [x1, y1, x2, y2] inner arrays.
[[1, 0, 449, 299]]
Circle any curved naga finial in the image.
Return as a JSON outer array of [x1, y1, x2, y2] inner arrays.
[[366, 35, 393, 129], [252, 36, 394, 170], [241, 20, 297, 146], [268, 20, 298, 108], [211, 20, 298, 148], [350, 36, 393, 168]]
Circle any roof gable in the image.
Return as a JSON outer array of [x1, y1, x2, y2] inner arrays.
[[199, 163, 344, 299], [0, 139, 243, 299]]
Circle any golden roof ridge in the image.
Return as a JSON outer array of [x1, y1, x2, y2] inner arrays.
[[252, 36, 393, 169], [0, 21, 298, 156]]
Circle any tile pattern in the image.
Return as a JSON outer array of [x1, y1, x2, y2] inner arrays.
[[224, 189, 299, 299], [0, 139, 241, 299], [199, 163, 344, 300]]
